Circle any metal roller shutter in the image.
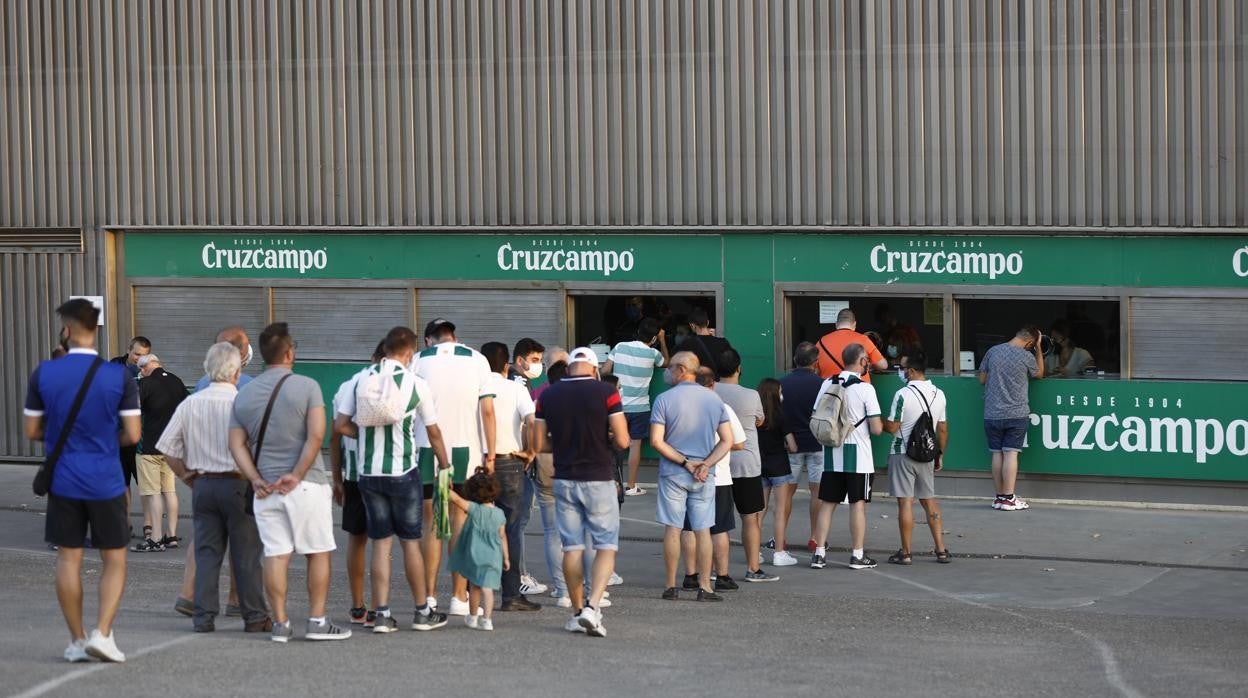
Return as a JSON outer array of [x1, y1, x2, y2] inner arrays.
[[1131, 298, 1248, 381], [272, 287, 412, 362], [132, 286, 269, 383], [417, 288, 565, 354]]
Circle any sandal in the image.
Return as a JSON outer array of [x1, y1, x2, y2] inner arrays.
[[935, 549, 952, 564], [160, 535, 182, 549], [887, 549, 913, 565]]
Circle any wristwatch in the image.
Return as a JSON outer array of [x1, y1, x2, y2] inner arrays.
[[679, 456, 689, 467]]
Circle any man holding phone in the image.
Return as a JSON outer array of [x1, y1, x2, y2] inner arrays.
[[977, 325, 1045, 512]]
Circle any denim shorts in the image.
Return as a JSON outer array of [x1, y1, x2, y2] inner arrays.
[[788, 451, 824, 484], [762, 473, 797, 488], [553, 479, 620, 552], [656, 464, 716, 531], [984, 417, 1030, 453], [358, 469, 424, 541], [625, 411, 651, 440]]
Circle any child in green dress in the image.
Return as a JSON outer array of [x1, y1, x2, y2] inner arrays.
[[447, 470, 508, 631]]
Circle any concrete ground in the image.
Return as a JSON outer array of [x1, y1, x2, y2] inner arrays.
[[1, 462, 1246, 698]]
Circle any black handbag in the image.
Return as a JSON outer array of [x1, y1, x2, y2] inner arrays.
[[32, 357, 104, 496]]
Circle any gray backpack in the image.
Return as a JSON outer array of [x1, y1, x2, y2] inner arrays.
[[810, 375, 866, 447]]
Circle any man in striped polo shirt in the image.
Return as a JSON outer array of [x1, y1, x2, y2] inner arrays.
[[330, 341, 385, 627], [412, 318, 497, 617], [334, 327, 451, 633], [603, 318, 670, 496]]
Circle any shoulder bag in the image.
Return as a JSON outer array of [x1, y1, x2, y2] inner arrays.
[[245, 373, 292, 513], [32, 357, 104, 496]]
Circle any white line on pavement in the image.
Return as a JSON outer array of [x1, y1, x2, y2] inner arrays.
[[874, 569, 1146, 698], [11, 634, 199, 698]]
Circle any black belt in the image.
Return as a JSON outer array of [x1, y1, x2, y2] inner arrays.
[[198, 471, 245, 480]]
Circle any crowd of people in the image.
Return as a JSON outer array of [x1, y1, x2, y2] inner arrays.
[[24, 300, 1048, 662]]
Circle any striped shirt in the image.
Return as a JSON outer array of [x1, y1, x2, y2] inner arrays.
[[331, 370, 367, 481], [887, 380, 947, 456], [820, 371, 881, 474], [607, 340, 665, 413], [412, 342, 494, 482], [337, 358, 438, 478], [155, 382, 240, 474]]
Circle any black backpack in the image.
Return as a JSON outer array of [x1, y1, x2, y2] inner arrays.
[[904, 385, 940, 463]]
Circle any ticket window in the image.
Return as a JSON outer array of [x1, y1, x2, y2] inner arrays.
[[572, 295, 716, 351], [789, 296, 945, 372], [957, 298, 1121, 377]]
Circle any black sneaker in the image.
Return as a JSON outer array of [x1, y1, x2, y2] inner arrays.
[[810, 554, 827, 569], [682, 573, 700, 590], [412, 610, 449, 631], [849, 555, 878, 570], [500, 596, 541, 612], [714, 575, 739, 591], [193, 621, 215, 633], [764, 538, 776, 550], [372, 613, 399, 634], [348, 607, 368, 624], [661, 587, 680, 600], [696, 589, 724, 602]]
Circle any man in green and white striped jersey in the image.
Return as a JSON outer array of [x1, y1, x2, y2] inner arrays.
[[602, 318, 670, 496], [334, 327, 452, 634], [330, 341, 384, 628]]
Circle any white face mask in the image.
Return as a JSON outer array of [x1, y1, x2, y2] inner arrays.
[[897, 368, 907, 381], [524, 361, 543, 379]]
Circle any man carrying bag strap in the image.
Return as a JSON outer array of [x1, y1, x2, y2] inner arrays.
[[244, 373, 292, 514], [32, 357, 103, 496]]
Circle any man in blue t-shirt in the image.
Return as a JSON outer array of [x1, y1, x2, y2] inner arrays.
[[649, 351, 734, 602], [193, 326, 254, 392], [24, 299, 142, 664]]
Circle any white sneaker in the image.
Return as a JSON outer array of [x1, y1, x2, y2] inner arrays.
[[520, 574, 548, 595], [464, 613, 479, 630], [426, 595, 438, 612], [772, 550, 799, 567], [602, 590, 611, 599], [447, 596, 470, 616], [624, 486, 646, 497], [64, 638, 89, 663], [84, 629, 125, 663], [478, 617, 494, 631], [556, 596, 572, 608], [598, 597, 612, 608], [565, 615, 587, 633], [577, 607, 606, 638], [608, 572, 624, 586]]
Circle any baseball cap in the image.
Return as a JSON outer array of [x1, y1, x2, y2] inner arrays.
[[568, 347, 599, 365], [423, 317, 456, 338]]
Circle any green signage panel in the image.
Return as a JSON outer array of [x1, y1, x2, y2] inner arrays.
[[870, 375, 1248, 481], [124, 231, 724, 283], [775, 234, 1248, 288]]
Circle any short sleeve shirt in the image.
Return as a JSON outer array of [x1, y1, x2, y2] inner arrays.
[[488, 373, 536, 455], [979, 343, 1039, 419], [814, 328, 885, 382], [887, 380, 947, 456], [139, 369, 188, 452], [412, 342, 494, 470], [24, 349, 140, 500], [712, 405, 746, 486], [331, 369, 369, 481], [534, 377, 623, 481], [230, 368, 326, 483], [650, 381, 731, 468], [779, 368, 824, 453], [713, 382, 764, 479], [819, 371, 881, 474], [341, 359, 438, 478], [607, 340, 664, 412]]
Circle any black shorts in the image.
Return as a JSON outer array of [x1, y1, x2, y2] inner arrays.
[[818, 472, 874, 505], [684, 485, 735, 535], [341, 480, 368, 536], [119, 445, 138, 485], [731, 475, 765, 516], [46, 493, 129, 549], [422, 482, 466, 501]]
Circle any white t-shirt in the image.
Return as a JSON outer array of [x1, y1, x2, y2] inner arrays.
[[711, 404, 746, 487], [337, 358, 438, 478], [886, 379, 947, 457], [1045, 347, 1094, 377], [331, 368, 368, 481], [486, 373, 535, 455], [411, 342, 494, 477], [818, 371, 881, 474]]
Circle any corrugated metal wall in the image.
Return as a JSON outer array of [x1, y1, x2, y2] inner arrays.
[[1, 0, 1245, 456]]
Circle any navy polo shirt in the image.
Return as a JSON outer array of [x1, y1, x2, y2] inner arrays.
[[24, 349, 140, 500]]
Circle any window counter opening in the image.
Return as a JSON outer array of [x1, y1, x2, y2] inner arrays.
[[572, 295, 717, 354], [958, 298, 1120, 377], [789, 296, 944, 372]]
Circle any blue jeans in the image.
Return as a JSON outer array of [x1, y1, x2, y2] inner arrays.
[[494, 458, 527, 601], [657, 463, 716, 530], [539, 476, 601, 597], [358, 470, 423, 540]]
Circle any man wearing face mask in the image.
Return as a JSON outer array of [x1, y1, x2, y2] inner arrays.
[[504, 337, 550, 598], [508, 338, 547, 391], [1044, 320, 1094, 377], [196, 327, 254, 392]]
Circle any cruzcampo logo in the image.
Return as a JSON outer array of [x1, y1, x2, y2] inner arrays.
[[201, 238, 328, 275], [496, 238, 636, 277], [869, 239, 1023, 280]]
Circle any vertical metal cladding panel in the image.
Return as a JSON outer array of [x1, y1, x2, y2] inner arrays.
[[132, 286, 270, 384], [1130, 298, 1248, 381], [416, 289, 564, 356], [271, 287, 413, 362]]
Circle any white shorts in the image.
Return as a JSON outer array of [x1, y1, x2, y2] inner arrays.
[[253, 481, 337, 557]]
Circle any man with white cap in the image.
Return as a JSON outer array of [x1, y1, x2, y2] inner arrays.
[[533, 347, 628, 637]]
